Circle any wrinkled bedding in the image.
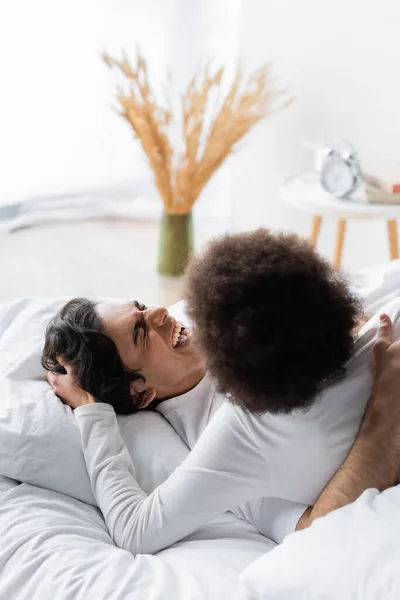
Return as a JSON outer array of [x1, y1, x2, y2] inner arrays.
[[0, 298, 274, 600], [1, 260, 400, 600]]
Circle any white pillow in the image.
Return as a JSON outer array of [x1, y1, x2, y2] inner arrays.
[[0, 297, 189, 504], [0, 296, 187, 380], [239, 485, 400, 600]]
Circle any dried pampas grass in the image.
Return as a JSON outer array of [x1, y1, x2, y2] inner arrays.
[[103, 49, 291, 215]]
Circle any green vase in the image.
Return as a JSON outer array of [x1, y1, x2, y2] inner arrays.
[[158, 212, 194, 276]]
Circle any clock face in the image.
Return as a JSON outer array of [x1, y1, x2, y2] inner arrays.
[[321, 156, 355, 197]]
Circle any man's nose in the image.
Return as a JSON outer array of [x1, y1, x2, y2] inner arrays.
[[145, 306, 169, 328]]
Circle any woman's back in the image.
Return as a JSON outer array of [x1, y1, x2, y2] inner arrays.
[[248, 300, 400, 507]]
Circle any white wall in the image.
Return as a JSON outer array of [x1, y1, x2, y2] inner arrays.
[[166, 0, 240, 223], [232, 0, 400, 269], [0, 0, 169, 201], [0, 0, 239, 224]]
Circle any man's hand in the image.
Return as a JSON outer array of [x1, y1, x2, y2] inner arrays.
[[47, 367, 96, 409], [372, 313, 400, 402]]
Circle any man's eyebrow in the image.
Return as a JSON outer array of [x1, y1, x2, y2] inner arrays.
[[132, 312, 147, 346]]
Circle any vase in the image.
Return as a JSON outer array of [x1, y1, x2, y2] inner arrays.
[[158, 212, 194, 276]]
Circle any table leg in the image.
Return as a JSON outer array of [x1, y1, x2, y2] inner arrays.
[[387, 220, 399, 260], [310, 216, 322, 246], [334, 219, 346, 269]]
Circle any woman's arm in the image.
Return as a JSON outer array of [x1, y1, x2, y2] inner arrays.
[[49, 369, 269, 554], [74, 402, 268, 555]]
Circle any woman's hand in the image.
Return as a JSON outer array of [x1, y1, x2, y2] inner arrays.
[[47, 366, 96, 409]]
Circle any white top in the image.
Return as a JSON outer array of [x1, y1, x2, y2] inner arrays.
[[281, 174, 400, 220], [75, 299, 400, 556], [155, 373, 306, 544]]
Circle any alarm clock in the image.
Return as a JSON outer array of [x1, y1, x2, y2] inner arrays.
[[320, 145, 363, 198]]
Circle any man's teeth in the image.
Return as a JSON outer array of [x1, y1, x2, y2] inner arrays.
[[172, 322, 182, 347], [172, 322, 188, 348]]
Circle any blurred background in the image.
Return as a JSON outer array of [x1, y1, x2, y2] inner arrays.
[[1, 0, 399, 305]]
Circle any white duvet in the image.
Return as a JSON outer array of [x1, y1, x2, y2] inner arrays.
[[240, 485, 400, 599], [0, 298, 274, 600], [1, 260, 400, 600], [0, 477, 273, 600]]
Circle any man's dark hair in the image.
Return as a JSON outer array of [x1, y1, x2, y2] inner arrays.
[[41, 298, 142, 415], [185, 229, 362, 415]]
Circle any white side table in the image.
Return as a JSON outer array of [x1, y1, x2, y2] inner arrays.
[[281, 174, 400, 268]]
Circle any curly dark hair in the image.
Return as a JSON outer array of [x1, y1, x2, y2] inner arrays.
[[185, 229, 362, 414], [41, 298, 142, 415]]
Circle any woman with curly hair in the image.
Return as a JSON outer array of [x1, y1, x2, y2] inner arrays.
[[43, 229, 400, 556], [186, 229, 362, 414]]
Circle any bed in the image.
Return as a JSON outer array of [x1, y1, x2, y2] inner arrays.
[[0, 297, 276, 600], [1, 260, 400, 600]]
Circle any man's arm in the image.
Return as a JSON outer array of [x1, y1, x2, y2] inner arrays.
[[297, 314, 400, 530], [74, 401, 268, 555]]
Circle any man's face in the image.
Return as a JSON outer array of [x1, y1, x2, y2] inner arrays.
[[95, 299, 205, 400]]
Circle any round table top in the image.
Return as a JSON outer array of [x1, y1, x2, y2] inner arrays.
[[281, 174, 400, 220]]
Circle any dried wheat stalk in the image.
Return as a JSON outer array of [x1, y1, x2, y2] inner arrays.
[[103, 49, 291, 215]]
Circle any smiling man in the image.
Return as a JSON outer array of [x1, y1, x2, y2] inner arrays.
[[96, 299, 205, 407], [42, 230, 400, 555], [43, 297, 207, 415]]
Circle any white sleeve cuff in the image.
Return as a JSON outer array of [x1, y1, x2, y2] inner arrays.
[[74, 403, 116, 418], [282, 503, 309, 541]]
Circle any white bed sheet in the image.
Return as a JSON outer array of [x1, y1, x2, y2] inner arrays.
[[1, 259, 400, 600], [0, 477, 274, 600], [240, 484, 400, 599], [0, 296, 274, 600]]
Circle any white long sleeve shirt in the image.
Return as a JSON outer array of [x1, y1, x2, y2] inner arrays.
[[75, 300, 400, 556], [154, 373, 306, 543]]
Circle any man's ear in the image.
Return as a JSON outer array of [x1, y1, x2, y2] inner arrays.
[[130, 379, 156, 409]]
